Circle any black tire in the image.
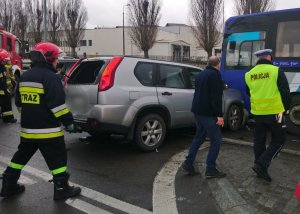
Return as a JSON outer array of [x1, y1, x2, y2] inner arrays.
[[134, 114, 166, 152], [286, 95, 300, 136], [226, 104, 242, 131]]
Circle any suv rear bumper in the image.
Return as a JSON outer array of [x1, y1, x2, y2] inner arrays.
[[74, 118, 130, 135]]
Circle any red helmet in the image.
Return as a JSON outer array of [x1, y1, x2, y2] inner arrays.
[[31, 42, 62, 64], [0, 49, 10, 64]]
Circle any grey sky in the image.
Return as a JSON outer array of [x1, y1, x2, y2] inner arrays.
[[84, 0, 300, 29]]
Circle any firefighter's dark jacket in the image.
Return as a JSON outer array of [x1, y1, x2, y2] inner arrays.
[[0, 65, 9, 96], [246, 59, 291, 112], [15, 62, 73, 142]]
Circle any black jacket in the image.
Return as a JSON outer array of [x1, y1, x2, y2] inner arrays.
[[191, 66, 223, 117], [0, 65, 9, 96], [246, 59, 291, 111], [15, 63, 73, 142]]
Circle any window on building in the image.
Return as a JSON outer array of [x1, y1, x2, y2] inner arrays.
[[79, 40, 87, 46], [89, 40, 92, 46], [276, 20, 300, 57]]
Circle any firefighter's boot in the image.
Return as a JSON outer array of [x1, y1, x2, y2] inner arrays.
[[0, 169, 25, 198], [53, 172, 81, 200]]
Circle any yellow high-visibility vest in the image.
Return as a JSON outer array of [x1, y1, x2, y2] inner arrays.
[[245, 64, 285, 115]]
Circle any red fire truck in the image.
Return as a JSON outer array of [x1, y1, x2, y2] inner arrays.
[[0, 23, 22, 69]]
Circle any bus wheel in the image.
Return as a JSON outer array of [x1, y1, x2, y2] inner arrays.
[[227, 104, 242, 131], [286, 95, 300, 136]]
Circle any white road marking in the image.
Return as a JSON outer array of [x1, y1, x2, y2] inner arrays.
[[152, 143, 210, 214], [66, 198, 113, 214], [0, 155, 152, 214], [0, 166, 36, 185]]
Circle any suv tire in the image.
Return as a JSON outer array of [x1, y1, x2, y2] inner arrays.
[[134, 114, 166, 152], [227, 104, 242, 131]]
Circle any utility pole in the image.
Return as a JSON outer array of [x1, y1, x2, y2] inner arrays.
[[123, 4, 130, 56], [43, 0, 48, 41]]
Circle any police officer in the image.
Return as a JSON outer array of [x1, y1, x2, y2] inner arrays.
[[0, 42, 81, 200], [245, 49, 291, 182], [0, 49, 17, 123]]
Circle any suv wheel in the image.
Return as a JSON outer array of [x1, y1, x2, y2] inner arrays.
[[227, 104, 242, 131], [134, 114, 166, 152]]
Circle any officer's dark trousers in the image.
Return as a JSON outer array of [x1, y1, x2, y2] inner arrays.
[[0, 95, 14, 122], [6, 140, 67, 175], [253, 115, 286, 169]]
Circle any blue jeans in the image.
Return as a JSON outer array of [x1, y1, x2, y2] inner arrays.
[[185, 115, 223, 172]]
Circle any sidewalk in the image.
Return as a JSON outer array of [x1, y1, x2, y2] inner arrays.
[[196, 143, 300, 214]]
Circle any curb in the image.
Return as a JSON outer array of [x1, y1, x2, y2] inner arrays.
[[222, 137, 300, 156]]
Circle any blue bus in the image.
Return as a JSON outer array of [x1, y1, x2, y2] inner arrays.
[[220, 8, 300, 135]]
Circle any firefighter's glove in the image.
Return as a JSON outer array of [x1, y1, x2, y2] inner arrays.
[[66, 124, 77, 133]]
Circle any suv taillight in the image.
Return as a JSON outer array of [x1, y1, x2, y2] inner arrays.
[[98, 57, 123, 91]]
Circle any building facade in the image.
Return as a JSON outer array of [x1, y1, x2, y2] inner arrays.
[[75, 23, 220, 62]]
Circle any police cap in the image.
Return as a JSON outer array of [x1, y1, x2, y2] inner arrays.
[[254, 49, 272, 57]]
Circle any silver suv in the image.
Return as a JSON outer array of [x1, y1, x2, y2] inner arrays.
[[64, 57, 246, 151]]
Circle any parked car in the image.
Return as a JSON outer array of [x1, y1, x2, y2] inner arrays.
[[64, 56, 247, 151]]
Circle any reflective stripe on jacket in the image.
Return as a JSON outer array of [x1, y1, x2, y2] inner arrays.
[[245, 64, 284, 115]]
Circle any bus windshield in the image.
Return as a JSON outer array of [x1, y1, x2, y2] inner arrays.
[[225, 31, 265, 69]]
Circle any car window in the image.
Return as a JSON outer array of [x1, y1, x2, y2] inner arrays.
[[60, 61, 77, 75], [68, 61, 105, 84], [134, 62, 155, 86], [186, 68, 201, 89], [159, 64, 185, 88]]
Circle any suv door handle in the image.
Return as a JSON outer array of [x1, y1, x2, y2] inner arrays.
[[162, 91, 172, 96]]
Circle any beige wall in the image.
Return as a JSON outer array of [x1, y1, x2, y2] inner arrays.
[[75, 24, 220, 60]]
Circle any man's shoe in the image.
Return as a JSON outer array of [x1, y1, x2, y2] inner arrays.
[[181, 162, 199, 176], [205, 169, 227, 179], [251, 164, 272, 182]]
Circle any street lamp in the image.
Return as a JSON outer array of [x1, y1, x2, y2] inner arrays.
[[123, 4, 130, 56]]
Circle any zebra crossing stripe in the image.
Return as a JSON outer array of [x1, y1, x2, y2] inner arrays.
[[0, 155, 152, 214], [0, 166, 36, 185], [66, 198, 114, 214]]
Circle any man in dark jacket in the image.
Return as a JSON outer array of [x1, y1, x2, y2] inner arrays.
[[245, 49, 291, 182], [182, 56, 226, 178], [0, 42, 81, 200]]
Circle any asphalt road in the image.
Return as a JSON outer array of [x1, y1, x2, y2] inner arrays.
[[0, 118, 299, 213]]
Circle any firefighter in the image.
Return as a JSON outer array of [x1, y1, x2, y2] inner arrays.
[[245, 49, 291, 182], [0, 49, 17, 123], [0, 42, 81, 200]]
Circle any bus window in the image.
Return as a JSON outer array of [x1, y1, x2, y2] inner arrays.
[[225, 31, 265, 69], [276, 20, 300, 57], [6, 37, 12, 52]]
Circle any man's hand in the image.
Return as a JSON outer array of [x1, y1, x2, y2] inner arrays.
[[216, 117, 224, 127]]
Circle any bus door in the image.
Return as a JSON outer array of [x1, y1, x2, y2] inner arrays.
[[221, 31, 266, 110]]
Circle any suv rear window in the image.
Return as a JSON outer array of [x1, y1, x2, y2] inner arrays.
[[68, 60, 105, 84]]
